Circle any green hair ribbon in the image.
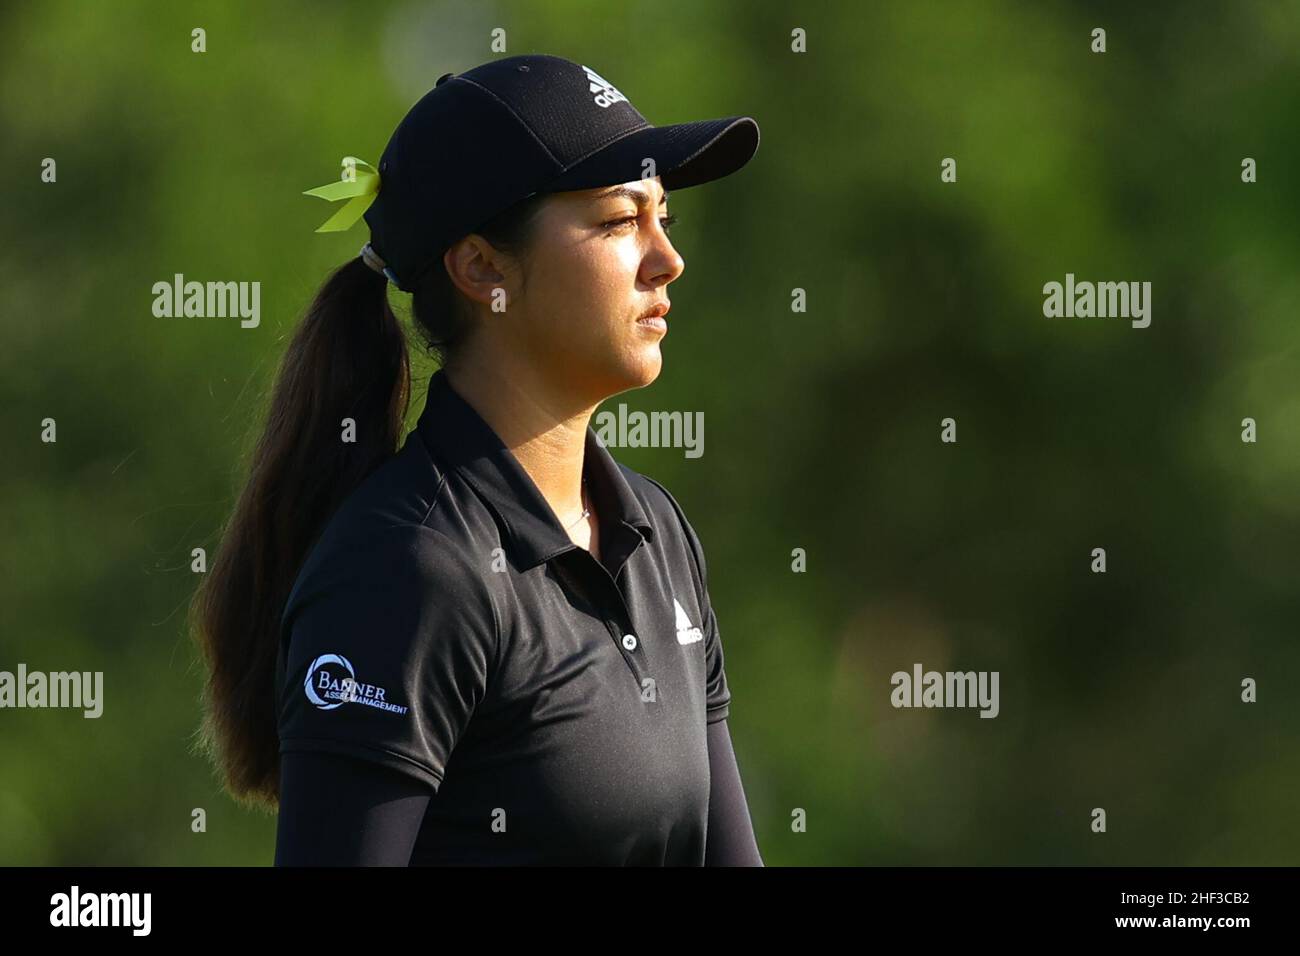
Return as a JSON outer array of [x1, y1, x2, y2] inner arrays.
[[303, 157, 380, 233]]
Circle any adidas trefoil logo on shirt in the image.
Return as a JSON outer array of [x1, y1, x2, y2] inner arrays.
[[674, 598, 703, 644]]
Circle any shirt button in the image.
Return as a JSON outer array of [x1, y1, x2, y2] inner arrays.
[[621, 633, 638, 652]]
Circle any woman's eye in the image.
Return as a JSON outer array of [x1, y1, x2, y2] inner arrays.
[[603, 214, 678, 235]]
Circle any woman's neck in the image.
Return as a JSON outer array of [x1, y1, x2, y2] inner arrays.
[[442, 360, 596, 532]]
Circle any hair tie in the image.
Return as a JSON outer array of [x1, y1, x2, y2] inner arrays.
[[302, 156, 380, 233], [359, 242, 387, 274], [360, 242, 401, 287]]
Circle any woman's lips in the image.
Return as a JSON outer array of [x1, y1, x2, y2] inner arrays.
[[636, 315, 668, 333], [637, 303, 669, 334]]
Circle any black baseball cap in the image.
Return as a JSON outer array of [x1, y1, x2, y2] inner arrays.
[[363, 53, 760, 292]]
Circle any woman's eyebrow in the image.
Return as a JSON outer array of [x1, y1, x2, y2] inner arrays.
[[589, 184, 669, 208]]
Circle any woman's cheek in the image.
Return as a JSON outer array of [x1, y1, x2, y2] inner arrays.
[[615, 238, 644, 274]]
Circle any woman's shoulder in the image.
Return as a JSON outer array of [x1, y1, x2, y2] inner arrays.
[[281, 480, 485, 635], [613, 464, 711, 572], [616, 464, 685, 526], [294, 510, 481, 588]]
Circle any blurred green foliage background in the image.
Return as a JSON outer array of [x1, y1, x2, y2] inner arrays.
[[2, 0, 1297, 865]]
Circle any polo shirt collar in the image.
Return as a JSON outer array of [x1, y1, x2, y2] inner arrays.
[[416, 369, 655, 571]]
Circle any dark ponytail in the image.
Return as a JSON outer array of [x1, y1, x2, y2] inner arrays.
[[190, 255, 407, 808], [191, 191, 547, 809]]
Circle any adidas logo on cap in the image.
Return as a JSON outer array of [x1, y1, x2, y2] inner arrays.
[[582, 65, 627, 109]]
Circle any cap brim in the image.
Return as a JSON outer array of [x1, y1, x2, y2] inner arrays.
[[537, 116, 760, 193]]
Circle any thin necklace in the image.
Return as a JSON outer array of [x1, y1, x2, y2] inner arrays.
[[563, 477, 591, 531]]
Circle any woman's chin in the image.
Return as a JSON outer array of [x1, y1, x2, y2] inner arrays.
[[571, 339, 663, 396], [629, 349, 663, 386], [595, 351, 661, 396]]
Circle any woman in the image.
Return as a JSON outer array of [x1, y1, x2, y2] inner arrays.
[[191, 53, 763, 865]]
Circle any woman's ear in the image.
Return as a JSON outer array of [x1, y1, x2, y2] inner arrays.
[[443, 235, 511, 310]]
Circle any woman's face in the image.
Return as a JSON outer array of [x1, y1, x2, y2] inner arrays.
[[464, 175, 685, 401]]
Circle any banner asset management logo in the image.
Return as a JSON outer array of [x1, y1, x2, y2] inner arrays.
[[303, 653, 409, 715]]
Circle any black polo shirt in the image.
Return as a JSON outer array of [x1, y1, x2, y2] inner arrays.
[[275, 369, 732, 865]]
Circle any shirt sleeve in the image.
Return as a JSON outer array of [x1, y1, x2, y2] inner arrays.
[[680, 505, 731, 724], [643, 477, 732, 724], [699, 583, 731, 724], [276, 525, 499, 792]]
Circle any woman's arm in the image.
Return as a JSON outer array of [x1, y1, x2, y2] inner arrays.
[[274, 751, 433, 866], [705, 718, 764, 866]]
